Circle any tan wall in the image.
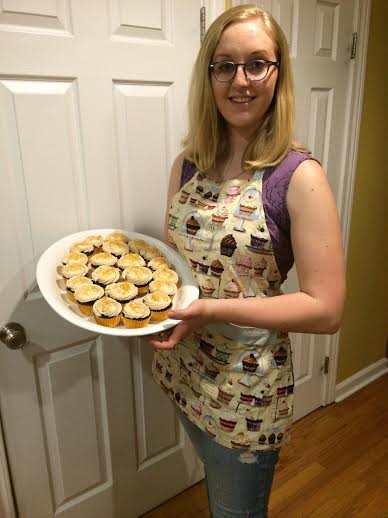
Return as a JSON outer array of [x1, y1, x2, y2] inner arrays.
[[336, 0, 388, 383]]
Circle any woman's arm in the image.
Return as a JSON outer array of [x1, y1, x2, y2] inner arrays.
[[149, 160, 346, 349]]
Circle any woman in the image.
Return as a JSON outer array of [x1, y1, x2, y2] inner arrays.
[[147, 5, 345, 517]]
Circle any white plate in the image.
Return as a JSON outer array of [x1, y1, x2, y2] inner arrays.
[[36, 229, 199, 336]]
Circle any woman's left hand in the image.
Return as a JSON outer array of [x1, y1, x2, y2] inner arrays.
[[144, 298, 214, 349]]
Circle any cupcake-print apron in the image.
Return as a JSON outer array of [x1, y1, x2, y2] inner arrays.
[[152, 168, 294, 451]]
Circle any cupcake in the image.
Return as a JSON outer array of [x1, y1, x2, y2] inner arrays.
[[122, 266, 153, 295], [65, 275, 93, 302], [70, 240, 95, 256], [102, 239, 129, 258], [61, 251, 88, 266], [106, 231, 129, 243], [148, 257, 170, 271], [242, 353, 258, 373], [84, 234, 104, 253], [217, 380, 235, 405], [92, 296, 121, 327], [143, 291, 172, 321], [220, 234, 237, 257], [117, 253, 145, 269], [223, 279, 241, 298], [254, 257, 267, 276], [231, 432, 251, 449], [149, 280, 177, 298], [236, 255, 253, 275], [140, 245, 161, 261], [185, 216, 200, 236], [105, 281, 138, 305], [74, 284, 104, 316], [122, 301, 151, 329], [62, 263, 89, 282], [219, 417, 237, 433], [91, 265, 120, 287], [245, 416, 263, 432], [210, 259, 224, 278], [128, 239, 149, 254], [153, 268, 179, 285], [201, 278, 215, 298], [274, 346, 288, 367], [89, 252, 118, 268]]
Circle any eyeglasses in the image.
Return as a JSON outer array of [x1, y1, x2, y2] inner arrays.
[[208, 59, 279, 83]]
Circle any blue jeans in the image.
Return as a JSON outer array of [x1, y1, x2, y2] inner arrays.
[[177, 410, 280, 518]]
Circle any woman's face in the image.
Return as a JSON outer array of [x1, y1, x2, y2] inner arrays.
[[210, 19, 278, 138]]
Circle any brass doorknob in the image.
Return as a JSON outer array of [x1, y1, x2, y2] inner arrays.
[[0, 322, 26, 350]]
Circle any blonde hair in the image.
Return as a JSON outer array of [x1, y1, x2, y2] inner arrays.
[[183, 4, 308, 172]]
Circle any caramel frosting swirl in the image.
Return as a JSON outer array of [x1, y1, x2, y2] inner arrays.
[[62, 263, 89, 279], [84, 234, 103, 247], [90, 252, 117, 267], [143, 291, 172, 311], [91, 265, 120, 285], [61, 251, 88, 265], [140, 245, 162, 261], [128, 239, 149, 254], [93, 296, 122, 318], [149, 280, 177, 297], [105, 281, 138, 301], [122, 266, 153, 286], [148, 257, 170, 271], [106, 231, 129, 243], [66, 275, 93, 291], [117, 253, 145, 269], [153, 268, 179, 284], [122, 301, 151, 320], [70, 241, 94, 254], [102, 239, 129, 256], [74, 284, 104, 303]]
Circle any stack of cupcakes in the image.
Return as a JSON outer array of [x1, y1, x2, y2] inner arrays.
[[59, 232, 180, 329]]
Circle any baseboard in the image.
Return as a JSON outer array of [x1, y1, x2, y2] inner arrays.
[[335, 358, 388, 402]]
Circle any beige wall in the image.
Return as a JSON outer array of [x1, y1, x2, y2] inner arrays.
[[336, 0, 388, 383]]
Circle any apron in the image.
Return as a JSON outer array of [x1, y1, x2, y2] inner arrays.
[[152, 169, 294, 451]]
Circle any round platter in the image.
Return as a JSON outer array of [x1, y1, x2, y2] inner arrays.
[[36, 229, 199, 337]]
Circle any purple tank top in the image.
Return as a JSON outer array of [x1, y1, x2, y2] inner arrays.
[[180, 151, 317, 282]]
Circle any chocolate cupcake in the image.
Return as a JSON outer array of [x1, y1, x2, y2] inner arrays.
[[220, 234, 237, 257]]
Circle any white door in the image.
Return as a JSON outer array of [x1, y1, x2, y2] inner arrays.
[[230, 0, 358, 419], [0, 1, 202, 517]]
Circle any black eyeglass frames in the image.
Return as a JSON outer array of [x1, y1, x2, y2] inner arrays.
[[208, 59, 279, 83]]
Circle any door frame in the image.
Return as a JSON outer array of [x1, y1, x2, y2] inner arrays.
[[0, 0, 371, 515], [323, 0, 371, 406]]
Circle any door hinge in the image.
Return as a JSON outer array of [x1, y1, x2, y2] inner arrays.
[[200, 4, 206, 43], [323, 356, 330, 374], [350, 32, 358, 60]]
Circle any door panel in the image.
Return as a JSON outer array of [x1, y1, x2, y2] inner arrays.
[[0, 1, 202, 517]]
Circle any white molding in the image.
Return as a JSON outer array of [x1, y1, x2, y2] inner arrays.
[[335, 358, 388, 402], [0, 419, 16, 518], [324, 0, 371, 405]]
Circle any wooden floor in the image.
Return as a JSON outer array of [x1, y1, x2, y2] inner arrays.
[[142, 374, 388, 518]]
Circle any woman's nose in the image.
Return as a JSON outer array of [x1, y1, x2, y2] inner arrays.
[[233, 64, 250, 86]]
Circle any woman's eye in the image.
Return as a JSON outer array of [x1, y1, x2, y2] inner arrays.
[[248, 60, 266, 72], [216, 62, 233, 72]]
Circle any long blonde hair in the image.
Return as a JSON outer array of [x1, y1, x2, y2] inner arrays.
[[183, 4, 307, 172]]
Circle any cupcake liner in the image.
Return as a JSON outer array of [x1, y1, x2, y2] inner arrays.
[[77, 302, 95, 316], [94, 315, 121, 328], [122, 315, 151, 328], [67, 289, 76, 303]]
